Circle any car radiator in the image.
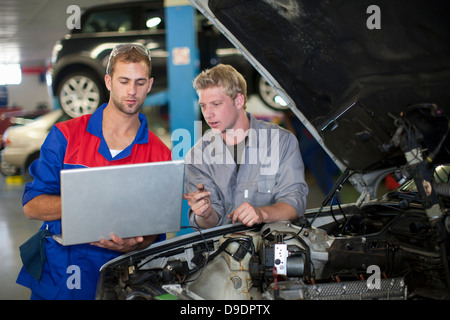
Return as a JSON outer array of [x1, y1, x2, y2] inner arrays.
[[265, 277, 407, 300]]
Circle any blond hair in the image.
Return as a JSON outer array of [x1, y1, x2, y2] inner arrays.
[[193, 64, 247, 105]]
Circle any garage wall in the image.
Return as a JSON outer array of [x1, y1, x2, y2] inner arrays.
[[5, 72, 53, 111]]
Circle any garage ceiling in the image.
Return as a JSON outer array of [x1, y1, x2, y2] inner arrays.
[[0, 0, 133, 67]]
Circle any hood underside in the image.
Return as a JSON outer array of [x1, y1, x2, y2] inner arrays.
[[190, 0, 450, 172]]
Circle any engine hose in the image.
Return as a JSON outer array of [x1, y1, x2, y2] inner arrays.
[[435, 183, 450, 197], [185, 238, 243, 280]]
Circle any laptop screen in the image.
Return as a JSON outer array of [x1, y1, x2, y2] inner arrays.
[[58, 160, 184, 246]]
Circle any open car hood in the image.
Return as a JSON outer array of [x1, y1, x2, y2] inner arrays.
[[96, 2, 450, 301], [189, 0, 450, 176]]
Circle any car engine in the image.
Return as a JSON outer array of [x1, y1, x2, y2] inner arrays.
[[98, 198, 449, 300]]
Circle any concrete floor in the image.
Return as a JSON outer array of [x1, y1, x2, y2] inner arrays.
[[0, 176, 41, 300]]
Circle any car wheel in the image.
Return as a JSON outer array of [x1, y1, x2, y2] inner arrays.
[[0, 158, 20, 176], [57, 71, 106, 118], [256, 75, 290, 111]]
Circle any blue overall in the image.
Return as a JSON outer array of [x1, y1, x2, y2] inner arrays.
[[17, 104, 171, 299]]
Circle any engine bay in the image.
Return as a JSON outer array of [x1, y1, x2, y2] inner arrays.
[[98, 199, 449, 300]]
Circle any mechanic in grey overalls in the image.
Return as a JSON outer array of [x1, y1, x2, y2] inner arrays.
[[183, 64, 308, 229]]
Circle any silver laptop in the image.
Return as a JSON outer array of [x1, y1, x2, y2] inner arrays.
[[53, 160, 185, 246]]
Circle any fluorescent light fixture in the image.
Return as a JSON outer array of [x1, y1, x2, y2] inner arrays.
[[0, 64, 22, 85], [146, 17, 162, 29]]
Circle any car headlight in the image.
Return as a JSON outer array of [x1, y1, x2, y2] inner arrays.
[[2, 128, 9, 146]]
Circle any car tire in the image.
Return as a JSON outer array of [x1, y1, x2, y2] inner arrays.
[[0, 158, 20, 176], [57, 71, 107, 118], [256, 75, 290, 111]]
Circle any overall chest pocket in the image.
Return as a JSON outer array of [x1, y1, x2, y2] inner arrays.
[[257, 176, 275, 194], [252, 176, 275, 207]]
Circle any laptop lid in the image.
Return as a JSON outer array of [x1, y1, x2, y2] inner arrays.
[[56, 160, 184, 246]]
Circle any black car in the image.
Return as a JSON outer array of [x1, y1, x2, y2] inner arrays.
[[47, 0, 283, 118], [97, 0, 450, 301]]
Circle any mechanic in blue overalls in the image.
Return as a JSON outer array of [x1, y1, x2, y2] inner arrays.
[[17, 44, 172, 300]]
